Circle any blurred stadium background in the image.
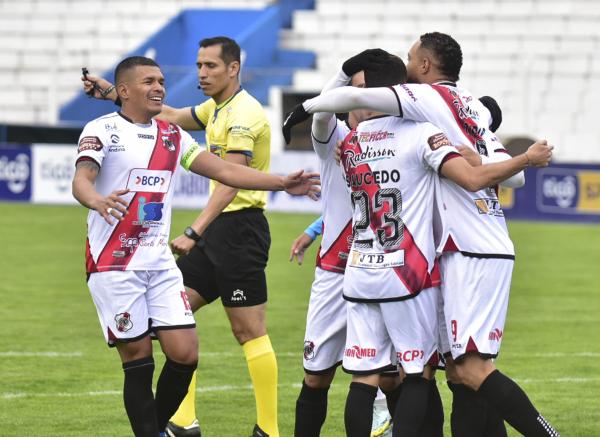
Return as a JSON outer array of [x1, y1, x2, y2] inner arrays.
[[1, 0, 599, 435]]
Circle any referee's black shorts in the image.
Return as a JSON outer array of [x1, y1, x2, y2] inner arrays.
[[176, 208, 271, 307]]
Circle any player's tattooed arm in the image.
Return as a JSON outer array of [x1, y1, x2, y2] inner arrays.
[[72, 160, 129, 224]]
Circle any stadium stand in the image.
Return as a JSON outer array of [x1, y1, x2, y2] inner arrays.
[[0, 0, 275, 124], [281, 0, 600, 162], [1, 0, 598, 161]]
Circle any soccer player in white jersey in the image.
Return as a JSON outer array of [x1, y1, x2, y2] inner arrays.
[[283, 33, 560, 437], [72, 56, 319, 437], [287, 50, 402, 437], [335, 60, 552, 437]]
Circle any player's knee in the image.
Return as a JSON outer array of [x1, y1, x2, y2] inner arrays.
[[454, 353, 495, 390], [231, 323, 266, 345], [305, 371, 335, 388]]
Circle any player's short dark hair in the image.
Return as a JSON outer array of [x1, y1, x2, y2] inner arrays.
[[419, 32, 462, 82], [364, 54, 407, 88], [199, 36, 241, 65], [114, 56, 160, 83]]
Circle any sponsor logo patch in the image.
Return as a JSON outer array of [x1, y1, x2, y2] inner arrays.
[[126, 169, 172, 193], [345, 345, 376, 359], [77, 136, 103, 153], [231, 289, 246, 302], [397, 349, 424, 362], [427, 132, 451, 151], [349, 249, 405, 269], [474, 198, 504, 217]]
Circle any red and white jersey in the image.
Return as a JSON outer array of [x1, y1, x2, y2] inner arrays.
[[391, 82, 514, 257], [303, 82, 516, 257], [340, 116, 459, 301], [76, 112, 197, 272], [312, 118, 353, 273]]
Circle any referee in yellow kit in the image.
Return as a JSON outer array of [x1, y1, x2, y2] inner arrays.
[[84, 36, 278, 437]]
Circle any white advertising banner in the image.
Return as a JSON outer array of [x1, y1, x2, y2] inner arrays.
[[31, 144, 78, 204], [30, 145, 323, 214]]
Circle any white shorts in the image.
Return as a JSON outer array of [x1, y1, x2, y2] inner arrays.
[[87, 269, 196, 346], [440, 253, 513, 360], [343, 288, 439, 375], [303, 268, 347, 373]]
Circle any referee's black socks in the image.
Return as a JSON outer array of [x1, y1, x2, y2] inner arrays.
[[155, 358, 198, 432], [477, 370, 560, 436], [294, 380, 329, 437], [345, 382, 377, 437], [122, 356, 158, 437]]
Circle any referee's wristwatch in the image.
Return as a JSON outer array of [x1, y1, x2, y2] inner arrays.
[[184, 226, 202, 242]]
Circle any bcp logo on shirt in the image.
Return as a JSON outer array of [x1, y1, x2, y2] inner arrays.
[[126, 169, 172, 193]]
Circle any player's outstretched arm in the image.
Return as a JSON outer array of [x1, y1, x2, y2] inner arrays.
[[441, 140, 552, 192], [81, 71, 201, 130], [72, 161, 129, 224], [170, 153, 244, 256], [282, 86, 398, 144], [188, 150, 320, 197]]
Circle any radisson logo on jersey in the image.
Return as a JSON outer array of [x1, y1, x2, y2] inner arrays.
[[126, 169, 172, 193], [343, 145, 396, 169]]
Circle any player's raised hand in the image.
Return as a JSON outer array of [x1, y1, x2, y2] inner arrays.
[[81, 71, 115, 101], [170, 234, 196, 256], [342, 48, 390, 76], [289, 232, 315, 265], [479, 95, 503, 132], [94, 189, 130, 224], [525, 139, 554, 167], [282, 104, 311, 144], [283, 170, 321, 200], [456, 145, 482, 167]]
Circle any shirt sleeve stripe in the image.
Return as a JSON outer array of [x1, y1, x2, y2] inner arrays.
[[311, 124, 338, 144], [227, 150, 253, 158], [388, 86, 403, 117], [437, 151, 462, 175], [190, 107, 206, 130], [75, 156, 101, 168]]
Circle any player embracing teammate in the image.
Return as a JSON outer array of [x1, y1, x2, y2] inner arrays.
[[284, 33, 560, 437]]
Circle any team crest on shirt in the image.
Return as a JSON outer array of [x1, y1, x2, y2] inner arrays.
[[114, 312, 133, 332], [162, 136, 176, 152], [304, 341, 315, 360]]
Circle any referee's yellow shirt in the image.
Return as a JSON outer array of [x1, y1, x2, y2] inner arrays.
[[191, 88, 271, 212]]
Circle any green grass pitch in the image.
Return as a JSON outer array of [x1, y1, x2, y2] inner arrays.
[[0, 203, 599, 436]]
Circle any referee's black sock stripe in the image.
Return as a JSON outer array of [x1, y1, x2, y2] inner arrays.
[[478, 370, 560, 436]]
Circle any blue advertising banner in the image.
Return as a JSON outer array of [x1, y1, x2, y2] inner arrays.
[[0, 144, 32, 201], [501, 164, 600, 223]]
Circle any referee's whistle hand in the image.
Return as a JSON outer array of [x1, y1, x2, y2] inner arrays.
[[170, 234, 195, 256]]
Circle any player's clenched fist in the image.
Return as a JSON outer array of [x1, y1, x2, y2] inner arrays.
[[525, 139, 554, 167]]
